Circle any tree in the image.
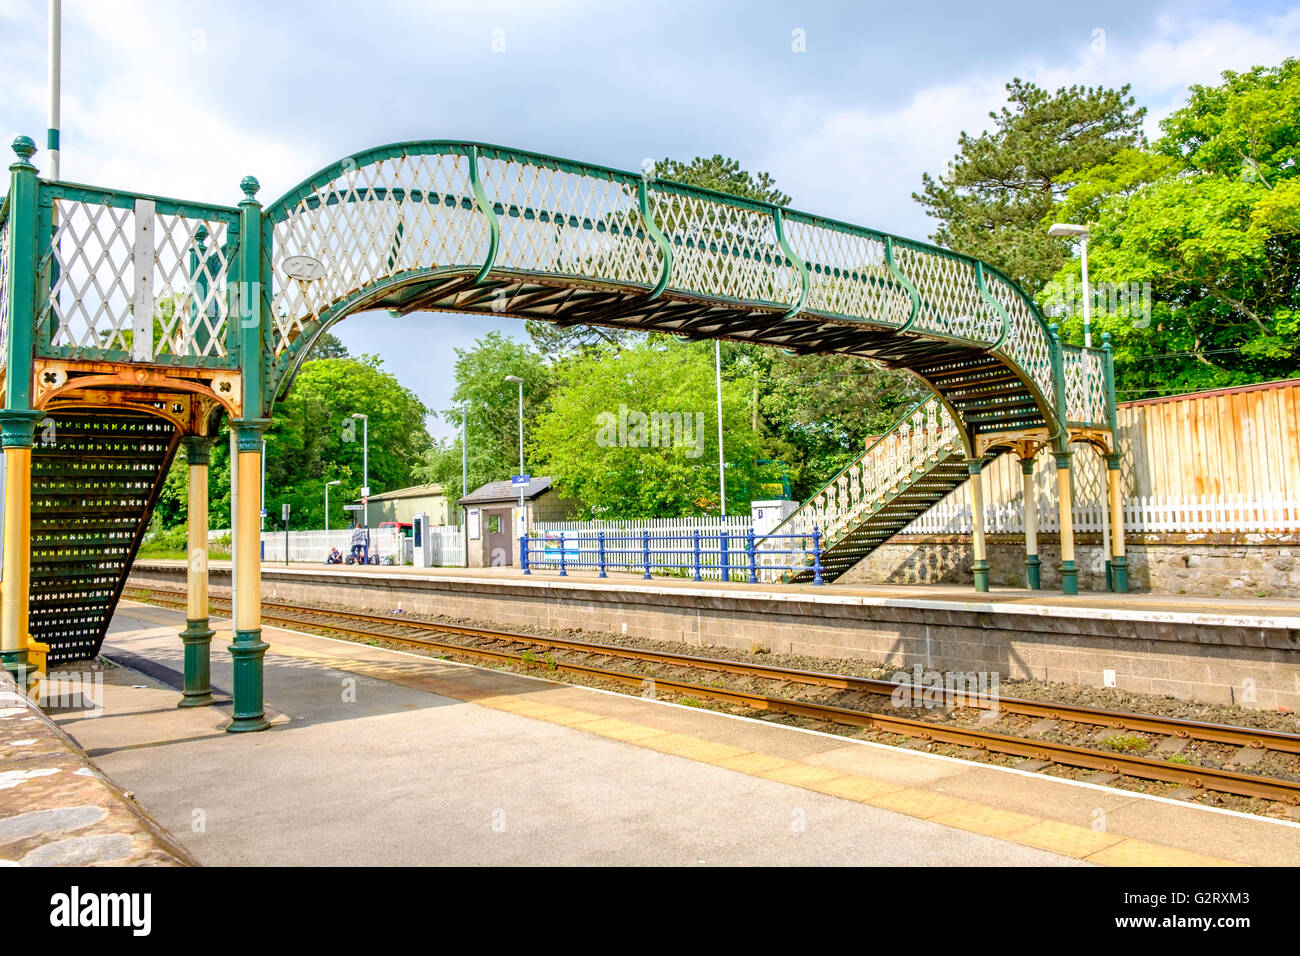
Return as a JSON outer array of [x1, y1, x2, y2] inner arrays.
[[915, 79, 1146, 293], [1043, 59, 1300, 396], [153, 354, 431, 531], [308, 331, 350, 359], [531, 339, 764, 517], [418, 332, 553, 498]]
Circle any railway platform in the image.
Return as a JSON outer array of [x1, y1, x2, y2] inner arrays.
[[132, 561, 1300, 712], [48, 598, 1300, 866]]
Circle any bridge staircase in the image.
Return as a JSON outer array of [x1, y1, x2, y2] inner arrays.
[[766, 399, 979, 583], [29, 411, 179, 665]]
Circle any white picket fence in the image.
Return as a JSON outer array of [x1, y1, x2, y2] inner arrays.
[[426, 525, 466, 566], [904, 491, 1300, 536], [260, 528, 404, 564]]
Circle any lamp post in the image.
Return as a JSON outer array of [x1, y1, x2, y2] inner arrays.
[[350, 413, 369, 528], [1049, 222, 1092, 348], [714, 339, 726, 518], [460, 403, 469, 500], [504, 375, 525, 536], [324, 479, 341, 533]]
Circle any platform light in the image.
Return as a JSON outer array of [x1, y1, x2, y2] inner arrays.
[[1048, 223, 1093, 348]]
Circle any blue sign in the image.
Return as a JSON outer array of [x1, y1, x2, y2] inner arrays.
[[511, 474, 531, 486]]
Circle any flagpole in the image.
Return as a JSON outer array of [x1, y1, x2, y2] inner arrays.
[[48, 0, 61, 180]]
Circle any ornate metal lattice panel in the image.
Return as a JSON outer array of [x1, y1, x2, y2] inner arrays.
[[479, 156, 659, 286], [270, 151, 490, 354], [893, 244, 1001, 345], [29, 411, 178, 664], [984, 269, 1056, 407], [782, 216, 911, 325], [647, 185, 799, 309], [37, 189, 238, 363], [1063, 346, 1109, 427]]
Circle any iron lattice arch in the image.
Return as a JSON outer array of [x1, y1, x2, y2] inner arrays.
[[261, 141, 1113, 451]]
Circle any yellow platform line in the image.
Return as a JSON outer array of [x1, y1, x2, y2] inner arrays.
[[263, 634, 1241, 866], [475, 694, 1242, 867]]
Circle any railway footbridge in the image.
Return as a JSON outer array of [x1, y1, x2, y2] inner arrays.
[[0, 135, 1121, 730]]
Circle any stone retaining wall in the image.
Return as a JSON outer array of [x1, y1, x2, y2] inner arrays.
[[840, 534, 1300, 597]]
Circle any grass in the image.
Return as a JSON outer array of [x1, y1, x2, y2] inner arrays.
[[1103, 733, 1151, 754]]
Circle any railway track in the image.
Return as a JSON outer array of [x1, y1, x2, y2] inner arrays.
[[123, 586, 1300, 806]]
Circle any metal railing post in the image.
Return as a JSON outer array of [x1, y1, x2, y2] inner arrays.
[[520, 534, 530, 575], [720, 529, 730, 582], [812, 526, 825, 586], [558, 531, 567, 577], [692, 528, 702, 582], [747, 527, 758, 584], [597, 530, 606, 578], [642, 529, 651, 580]]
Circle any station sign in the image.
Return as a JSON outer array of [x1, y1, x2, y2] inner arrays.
[[342, 504, 363, 511], [511, 474, 531, 486]]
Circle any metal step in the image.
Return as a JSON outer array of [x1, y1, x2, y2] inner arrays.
[[29, 411, 178, 665]]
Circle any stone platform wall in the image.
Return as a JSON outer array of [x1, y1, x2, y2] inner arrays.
[[130, 563, 1300, 712]]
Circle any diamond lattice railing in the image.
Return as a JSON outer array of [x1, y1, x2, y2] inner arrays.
[[36, 189, 239, 363], [260, 142, 1112, 432], [270, 151, 490, 355], [759, 397, 961, 564], [1062, 346, 1110, 426]]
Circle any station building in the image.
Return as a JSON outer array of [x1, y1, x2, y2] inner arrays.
[[458, 477, 578, 567]]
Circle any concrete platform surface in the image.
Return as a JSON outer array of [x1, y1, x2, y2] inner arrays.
[[51, 600, 1300, 867]]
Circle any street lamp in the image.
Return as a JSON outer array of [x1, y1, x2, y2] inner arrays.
[[504, 375, 525, 536], [460, 403, 469, 500], [324, 479, 341, 533], [1049, 222, 1092, 348], [351, 413, 369, 528]]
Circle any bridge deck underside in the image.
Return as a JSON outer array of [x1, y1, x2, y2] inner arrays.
[[325, 272, 1049, 439]]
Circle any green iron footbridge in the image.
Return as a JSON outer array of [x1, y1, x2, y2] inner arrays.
[[0, 136, 1119, 689]]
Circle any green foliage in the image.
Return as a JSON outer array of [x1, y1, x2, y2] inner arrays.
[[651, 154, 792, 206], [530, 338, 764, 517], [154, 354, 430, 530], [416, 331, 553, 498], [1043, 58, 1300, 396], [916, 79, 1146, 293]]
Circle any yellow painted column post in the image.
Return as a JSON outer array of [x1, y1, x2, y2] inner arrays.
[[1021, 455, 1041, 589], [966, 457, 989, 592], [1107, 453, 1128, 594], [0, 413, 41, 687], [1055, 450, 1078, 595], [179, 435, 216, 707], [227, 419, 270, 732]]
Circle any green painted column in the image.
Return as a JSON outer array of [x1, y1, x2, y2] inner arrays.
[[1054, 450, 1079, 596], [225, 174, 271, 733], [1021, 456, 1041, 590], [966, 457, 989, 593], [179, 435, 216, 707], [1, 137, 43, 686]]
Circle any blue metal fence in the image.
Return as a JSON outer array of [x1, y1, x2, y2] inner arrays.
[[520, 527, 824, 585]]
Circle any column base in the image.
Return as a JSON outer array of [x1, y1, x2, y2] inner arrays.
[[1111, 556, 1129, 594], [972, 560, 989, 593], [1060, 560, 1078, 596], [1024, 554, 1041, 590], [226, 628, 270, 733], [178, 619, 215, 708], [0, 648, 30, 688]]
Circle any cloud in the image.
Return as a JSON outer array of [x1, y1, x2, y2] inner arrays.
[[754, 5, 1300, 240]]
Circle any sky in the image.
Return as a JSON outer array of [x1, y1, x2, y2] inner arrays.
[[2, 0, 1298, 440]]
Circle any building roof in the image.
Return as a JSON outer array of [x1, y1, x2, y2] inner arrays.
[[458, 477, 553, 506], [353, 482, 445, 503]]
